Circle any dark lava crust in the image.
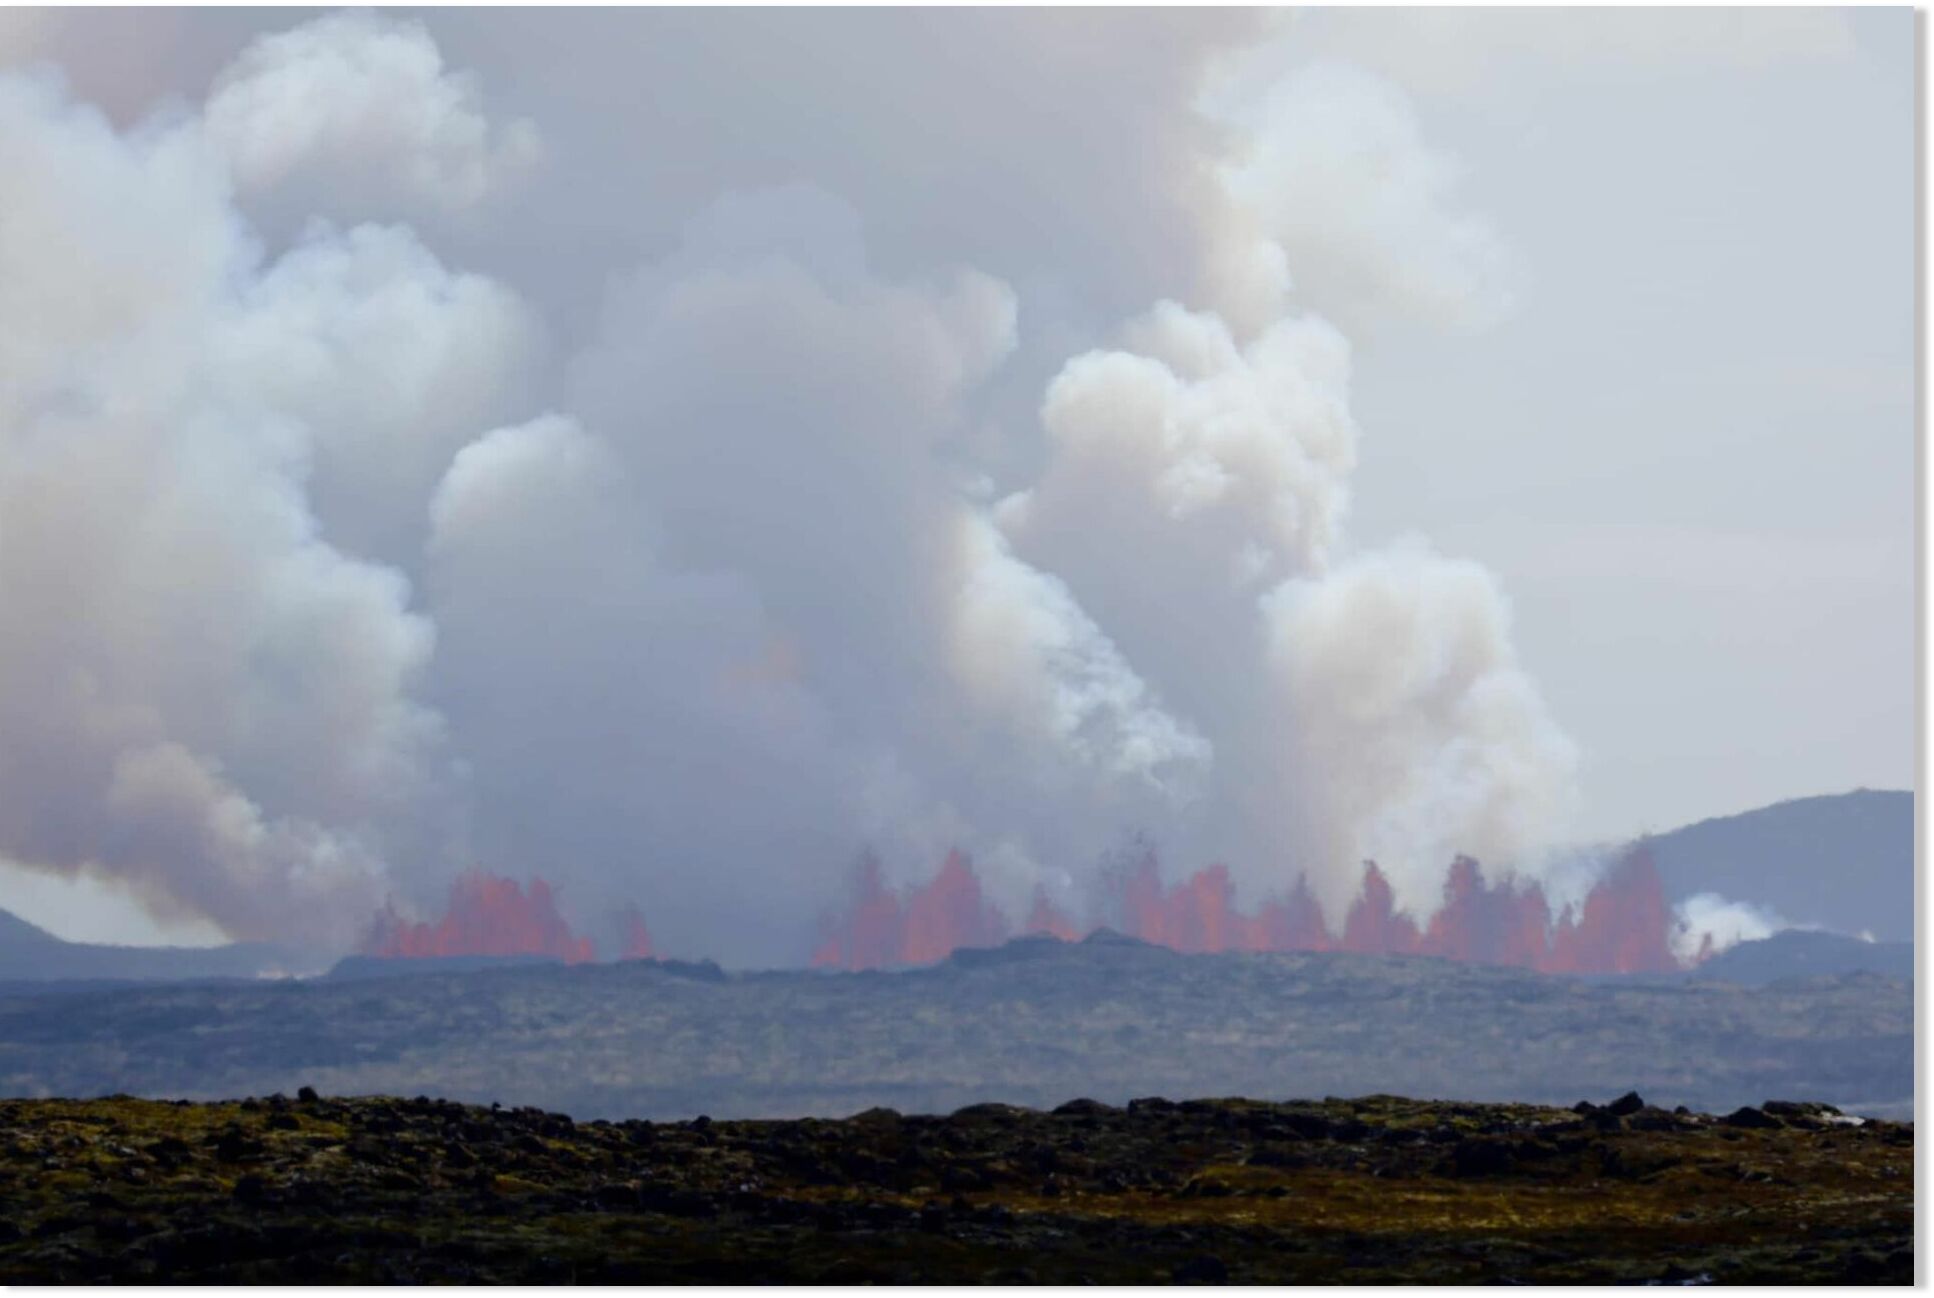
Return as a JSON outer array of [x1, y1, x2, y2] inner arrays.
[[0, 1091, 1911, 1283]]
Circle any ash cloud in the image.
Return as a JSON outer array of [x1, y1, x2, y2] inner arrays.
[[1201, 60, 1517, 338], [3, 11, 1590, 960], [202, 10, 540, 220]]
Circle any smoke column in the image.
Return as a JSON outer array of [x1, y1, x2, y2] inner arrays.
[[1, 13, 1606, 964]]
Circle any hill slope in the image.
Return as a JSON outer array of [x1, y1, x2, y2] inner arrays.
[[0, 909, 312, 984], [0, 934, 1909, 1121], [1642, 789, 1913, 941], [1691, 929, 1913, 986]]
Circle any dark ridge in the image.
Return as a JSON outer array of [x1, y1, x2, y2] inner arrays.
[[1078, 926, 1154, 948], [1691, 930, 1913, 987], [625, 957, 728, 983], [1640, 788, 1912, 942], [324, 954, 563, 981], [0, 909, 313, 984], [943, 933, 1073, 969]]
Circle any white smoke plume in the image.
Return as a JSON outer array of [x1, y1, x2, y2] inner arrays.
[[1, 11, 1588, 959], [1000, 297, 1575, 925], [549, 184, 1207, 934], [202, 10, 539, 218], [230, 222, 544, 568], [0, 50, 475, 946], [1190, 64, 1514, 343], [1261, 545, 1579, 922], [1671, 892, 1794, 964]]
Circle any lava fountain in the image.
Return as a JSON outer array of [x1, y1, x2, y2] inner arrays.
[[814, 847, 1680, 975]]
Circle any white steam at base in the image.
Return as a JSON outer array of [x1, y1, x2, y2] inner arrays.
[[1, 13, 1585, 959], [1670, 893, 1803, 964]]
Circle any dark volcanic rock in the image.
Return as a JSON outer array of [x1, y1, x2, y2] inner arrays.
[[1448, 1138, 1516, 1178], [1761, 1101, 1845, 1130], [1606, 1091, 1645, 1117], [1172, 1254, 1230, 1283], [1052, 1097, 1118, 1118], [0, 1092, 1909, 1284]]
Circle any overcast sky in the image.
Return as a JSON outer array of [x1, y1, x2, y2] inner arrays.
[[0, 8, 1912, 951]]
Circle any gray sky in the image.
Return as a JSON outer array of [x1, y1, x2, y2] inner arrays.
[[1298, 8, 1914, 843], [0, 7, 1912, 951]]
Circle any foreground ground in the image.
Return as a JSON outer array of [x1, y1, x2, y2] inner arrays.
[[0, 1091, 1912, 1283]]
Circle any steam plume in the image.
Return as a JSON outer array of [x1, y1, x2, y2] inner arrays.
[[3, 13, 1603, 963]]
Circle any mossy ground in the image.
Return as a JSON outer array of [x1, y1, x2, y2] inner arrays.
[[0, 1091, 1911, 1283]]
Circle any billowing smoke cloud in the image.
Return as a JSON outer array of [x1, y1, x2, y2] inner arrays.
[[1261, 545, 1579, 923], [1191, 60, 1514, 340], [0, 31, 517, 945], [519, 185, 1204, 942], [2, 11, 1588, 960], [202, 10, 539, 219], [999, 298, 1574, 926], [1670, 892, 1796, 964]]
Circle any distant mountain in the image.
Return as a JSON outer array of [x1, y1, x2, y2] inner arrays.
[[1642, 789, 1913, 942], [1692, 929, 1913, 987], [0, 908, 319, 984], [0, 933, 1909, 1121]]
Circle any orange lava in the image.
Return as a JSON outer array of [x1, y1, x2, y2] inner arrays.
[[362, 870, 598, 964], [812, 850, 1006, 969], [616, 903, 656, 961], [1340, 861, 1422, 956], [813, 846, 1683, 975], [1543, 848, 1677, 974]]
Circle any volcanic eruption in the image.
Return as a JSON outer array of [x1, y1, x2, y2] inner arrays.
[[363, 871, 597, 964], [2, 12, 1815, 978], [812, 846, 1680, 975], [615, 904, 657, 961], [352, 844, 1679, 978]]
